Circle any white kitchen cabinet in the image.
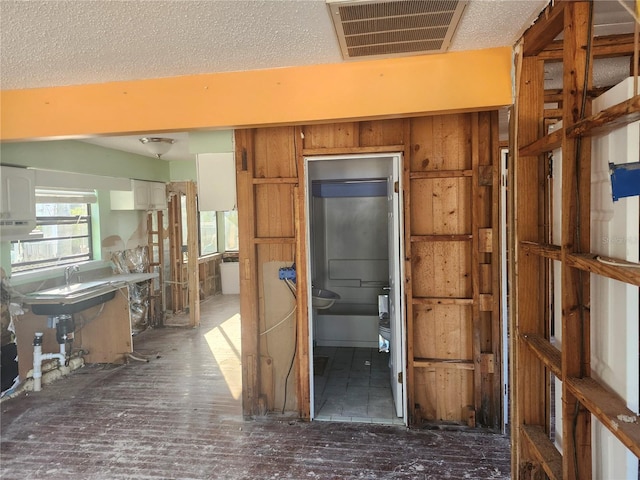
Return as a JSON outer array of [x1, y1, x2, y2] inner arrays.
[[196, 153, 236, 211], [147, 181, 167, 210], [0, 166, 36, 238], [110, 180, 167, 211]]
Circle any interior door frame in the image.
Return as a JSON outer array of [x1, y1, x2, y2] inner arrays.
[[388, 154, 406, 419], [303, 152, 406, 424]]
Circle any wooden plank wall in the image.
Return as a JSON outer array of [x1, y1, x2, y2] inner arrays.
[[236, 128, 298, 417], [236, 113, 501, 428], [409, 113, 500, 427]]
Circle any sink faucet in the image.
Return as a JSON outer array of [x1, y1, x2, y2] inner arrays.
[[64, 265, 80, 286]]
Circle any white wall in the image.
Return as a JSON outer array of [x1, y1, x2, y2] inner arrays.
[[553, 77, 639, 478], [589, 77, 639, 480]]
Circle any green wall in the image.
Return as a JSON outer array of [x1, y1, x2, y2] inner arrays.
[[0, 136, 225, 281], [0, 140, 171, 181], [169, 160, 197, 182], [0, 140, 198, 281]]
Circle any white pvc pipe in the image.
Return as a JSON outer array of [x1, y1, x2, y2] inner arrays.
[[32, 333, 66, 392]]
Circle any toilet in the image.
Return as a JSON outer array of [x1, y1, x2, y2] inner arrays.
[[378, 294, 391, 351], [378, 317, 391, 341]]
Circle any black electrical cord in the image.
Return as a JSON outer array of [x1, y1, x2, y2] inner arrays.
[[282, 313, 298, 415], [282, 283, 297, 415]]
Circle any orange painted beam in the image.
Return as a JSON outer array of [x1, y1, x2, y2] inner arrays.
[[1, 47, 512, 141]]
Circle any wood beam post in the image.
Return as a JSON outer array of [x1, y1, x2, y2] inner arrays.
[[185, 181, 200, 328], [489, 110, 502, 429], [471, 113, 483, 421], [511, 50, 547, 478], [294, 127, 310, 420], [560, 2, 593, 479], [402, 118, 415, 426], [236, 129, 261, 417]]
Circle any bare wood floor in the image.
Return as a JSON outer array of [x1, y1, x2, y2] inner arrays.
[[1, 294, 510, 479]]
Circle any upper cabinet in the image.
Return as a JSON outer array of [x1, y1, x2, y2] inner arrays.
[[148, 181, 167, 210], [0, 166, 37, 239], [111, 180, 167, 211], [196, 153, 236, 211]]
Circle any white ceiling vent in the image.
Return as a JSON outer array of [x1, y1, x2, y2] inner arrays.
[[327, 0, 468, 59]]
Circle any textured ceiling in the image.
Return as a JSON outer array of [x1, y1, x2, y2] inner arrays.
[[0, 0, 548, 90]]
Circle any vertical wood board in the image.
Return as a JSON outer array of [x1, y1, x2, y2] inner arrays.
[[185, 181, 200, 327], [255, 184, 295, 238], [560, 3, 593, 479], [411, 242, 472, 298], [302, 122, 358, 149], [412, 305, 473, 359], [413, 367, 473, 423], [410, 178, 472, 235], [358, 119, 404, 146], [236, 129, 261, 417], [410, 115, 472, 171], [254, 127, 297, 178]]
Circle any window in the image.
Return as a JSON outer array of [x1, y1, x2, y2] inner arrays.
[[10, 191, 95, 273], [181, 195, 218, 259], [224, 211, 238, 251], [199, 211, 218, 256], [180, 196, 237, 258]]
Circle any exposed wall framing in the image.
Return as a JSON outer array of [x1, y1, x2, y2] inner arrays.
[[147, 209, 165, 327], [511, 2, 640, 479], [167, 182, 200, 327], [236, 114, 501, 428]]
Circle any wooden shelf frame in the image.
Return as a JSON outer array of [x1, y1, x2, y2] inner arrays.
[[512, 2, 640, 479], [566, 376, 640, 458], [539, 32, 638, 61], [520, 333, 561, 378], [520, 240, 640, 286], [518, 129, 562, 157], [566, 95, 640, 138], [521, 424, 563, 480], [519, 95, 640, 156]]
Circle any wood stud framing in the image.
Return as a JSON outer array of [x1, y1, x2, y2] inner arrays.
[[166, 182, 200, 327], [236, 115, 501, 428], [167, 187, 185, 314], [512, 2, 640, 479], [147, 209, 165, 327]]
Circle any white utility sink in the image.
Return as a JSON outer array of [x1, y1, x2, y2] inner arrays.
[[23, 273, 158, 315], [311, 287, 340, 310]]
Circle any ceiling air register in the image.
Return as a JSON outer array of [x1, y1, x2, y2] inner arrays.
[[327, 0, 468, 59]]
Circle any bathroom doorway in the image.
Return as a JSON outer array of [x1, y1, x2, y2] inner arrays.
[[304, 153, 406, 425]]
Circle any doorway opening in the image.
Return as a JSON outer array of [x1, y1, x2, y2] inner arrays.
[[304, 153, 406, 425]]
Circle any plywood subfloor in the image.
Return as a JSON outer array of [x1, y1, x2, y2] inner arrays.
[[1, 295, 510, 479]]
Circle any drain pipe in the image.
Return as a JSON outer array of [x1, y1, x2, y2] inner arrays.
[[32, 333, 66, 392]]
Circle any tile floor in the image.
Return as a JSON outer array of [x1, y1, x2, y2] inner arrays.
[[313, 346, 404, 425]]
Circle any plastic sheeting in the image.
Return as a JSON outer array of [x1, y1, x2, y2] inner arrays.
[[111, 246, 150, 335]]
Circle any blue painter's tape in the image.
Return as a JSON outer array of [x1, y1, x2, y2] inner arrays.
[[610, 162, 640, 202]]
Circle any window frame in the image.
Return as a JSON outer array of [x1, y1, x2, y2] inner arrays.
[[10, 202, 94, 273]]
